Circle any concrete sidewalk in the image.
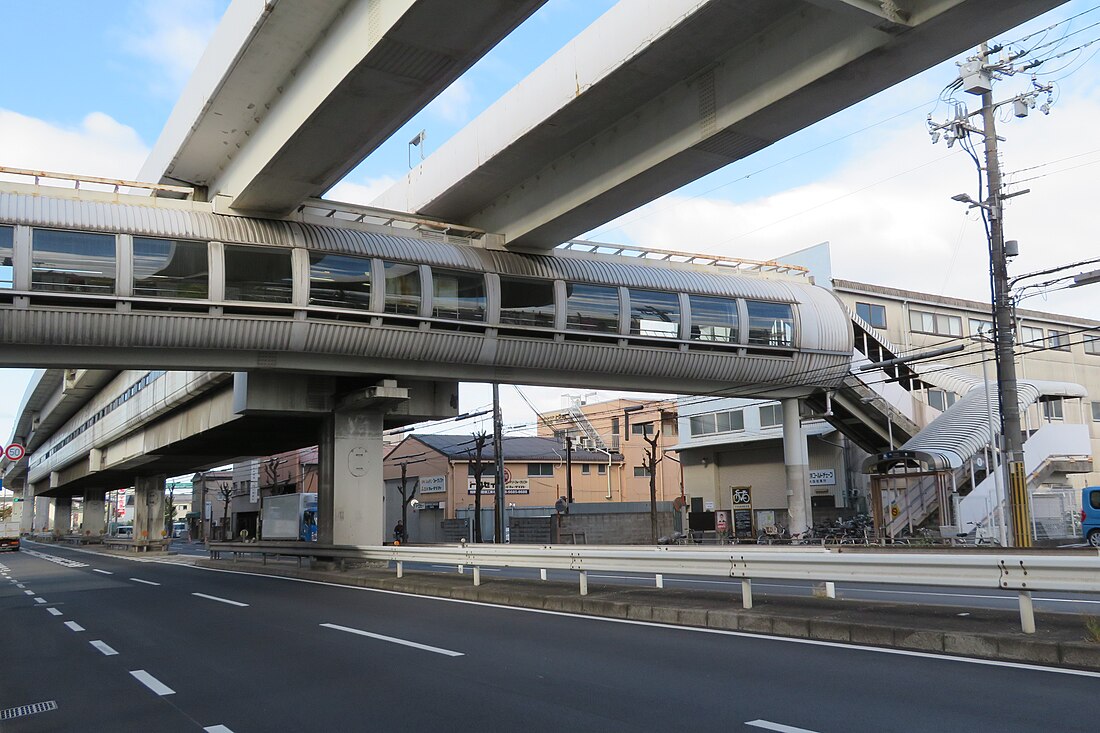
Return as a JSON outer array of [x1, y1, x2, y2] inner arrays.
[[192, 555, 1100, 672]]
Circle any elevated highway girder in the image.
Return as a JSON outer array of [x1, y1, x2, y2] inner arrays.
[[373, 0, 1064, 250], [141, 0, 546, 214]]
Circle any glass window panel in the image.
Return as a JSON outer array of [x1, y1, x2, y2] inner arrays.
[[432, 268, 485, 321], [500, 277, 555, 328], [1091, 402, 1100, 421], [969, 318, 993, 337], [1086, 335, 1100, 355], [1047, 330, 1070, 351], [132, 237, 208, 299], [565, 283, 619, 333], [1043, 399, 1063, 420], [856, 302, 887, 328], [31, 229, 115, 294], [928, 390, 947, 412], [223, 245, 292, 303], [629, 289, 679, 338], [527, 463, 554, 477], [309, 254, 372, 310], [597, 464, 607, 475], [631, 422, 654, 436], [690, 415, 712, 436], [0, 225, 12, 289], [634, 466, 651, 477], [936, 314, 962, 337], [759, 404, 782, 428], [689, 295, 738, 342], [745, 301, 794, 347], [715, 411, 732, 433], [1091, 488, 1100, 509], [383, 261, 420, 315], [1020, 326, 1044, 348]]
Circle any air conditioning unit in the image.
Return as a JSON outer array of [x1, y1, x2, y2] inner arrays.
[[577, 437, 592, 450]]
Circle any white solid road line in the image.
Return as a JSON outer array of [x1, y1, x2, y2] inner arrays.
[[130, 578, 161, 586], [746, 721, 819, 733], [192, 592, 249, 607], [204, 726, 235, 733], [46, 608, 62, 616], [64, 621, 85, 632], [320, 623, 464, 657], [129, 669, 175, 696], [90, 640, 118, 656], [92, 569, 113, 575]]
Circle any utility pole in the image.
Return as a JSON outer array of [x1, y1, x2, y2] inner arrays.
[[928, 42, 1054, 547], [492, 383, 506, 543]]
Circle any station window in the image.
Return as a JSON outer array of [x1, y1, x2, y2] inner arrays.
[[628, 288, 679, 338], [499, 276, 555, 328], [1086, 335, 1100, 355], [927, 389, 958, 412], [1042, 398, 1064, 421], [909, 309, 962, 337], [432, 268, 485, 321], [565, 283, 619, 333], [0, 225, 12, 289], [745, 301, 794, 347], [689, 409, 744, 436], [968, 318, 993, 337], [688, 295, 738, 343], [31, 228, 116, 294], [759, 403, 783, 428], [309, 254, 372, 310], [1047, 329, 1070, 351], [223, 244, 292, 303], [1019, 325, 1045, 349], [383, 261, 420, 315], [133, 237, 208, 299], [528, 463, 554, 477], [855, 302, 887, 329]]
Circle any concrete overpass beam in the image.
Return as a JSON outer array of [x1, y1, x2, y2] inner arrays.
[[134, 475, 167, 546]]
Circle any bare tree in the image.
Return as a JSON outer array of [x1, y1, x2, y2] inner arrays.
[[164, 484, 176, 536], [216, 481, 235, 541], [395, 457, 426, 541], [642, 430, 663, 544]]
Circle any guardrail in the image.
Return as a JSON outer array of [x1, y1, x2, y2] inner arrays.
[[207, 542, 1100, 633]]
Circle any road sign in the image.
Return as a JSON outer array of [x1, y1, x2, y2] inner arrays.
[[891, 505, 900, 518], [3, 443, 25, 461], [731, 486, 752, 506]]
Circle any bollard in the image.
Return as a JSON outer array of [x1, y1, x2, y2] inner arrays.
[[655, 574, 664, 589], [741, 578, 753, 609], [579, 571, 589, 596], [540, 569, 547, 581], [473, 567, 481, 587], [396, 561, 403, 579], [1018, 590, 1035, 634]]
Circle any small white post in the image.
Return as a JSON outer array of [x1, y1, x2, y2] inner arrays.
[[741, 578, 753, 609], [540, 569, 547, 581], [1018, 590, 1036, 634], [825, 581, 836, 599], [579, 571, 588, 596], [458, 565, 465, 574], [473, 567, 481, 587], [655, 574, 664, 589], [396, 561, 403, 578]]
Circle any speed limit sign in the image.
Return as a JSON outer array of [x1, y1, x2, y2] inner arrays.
[[4, 443, 26, 461]]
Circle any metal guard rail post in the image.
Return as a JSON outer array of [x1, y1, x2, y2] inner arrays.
[[207, 542, 1100, 634]]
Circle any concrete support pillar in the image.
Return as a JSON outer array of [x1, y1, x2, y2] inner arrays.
[[133, 475, 167, 545], [33, 496, 50, 532], [318, 407, 385, 546], [53, 497, 73, 536], [782, 398, 812, 535], [19, 488, 34, 534], [81, 489, 107, 537]]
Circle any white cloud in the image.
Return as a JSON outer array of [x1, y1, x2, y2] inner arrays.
[[0, 109, 149, 180], [121, 0, 224, 98], [604, 91, 1100, 321], [430, 78, 474, 126], [325, 176, 399, 206]]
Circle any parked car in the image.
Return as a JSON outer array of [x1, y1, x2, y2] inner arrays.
[[114, 525, 133, 538], [1081, 487, 1100, 546]]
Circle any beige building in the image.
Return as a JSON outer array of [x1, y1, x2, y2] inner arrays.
[[537, 397, 682, 505], [382, 434, 625, 542]]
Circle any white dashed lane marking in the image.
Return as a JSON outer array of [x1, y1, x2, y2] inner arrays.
[[129, 578, 160, 586], [192, 593, 248, 607], [129, 670, 174, 696], [90, 640, 118, 656], [46, 608, 62, 616], [63, 621, 84, 632]]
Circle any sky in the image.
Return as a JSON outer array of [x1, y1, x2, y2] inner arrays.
[[1, 0, 1098, 447]]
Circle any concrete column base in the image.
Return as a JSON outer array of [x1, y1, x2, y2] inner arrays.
[[53, 497, 73, 536], [134, 475, 167, 545], [81, 490, 107, 537]]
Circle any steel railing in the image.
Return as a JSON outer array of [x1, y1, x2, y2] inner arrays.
[[208, 541, 1100, 633]]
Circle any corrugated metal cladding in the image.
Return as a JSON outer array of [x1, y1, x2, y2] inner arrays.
[[0, 192, 297, 246]]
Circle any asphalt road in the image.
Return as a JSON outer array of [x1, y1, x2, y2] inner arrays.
[[1, 542, 1097, 733]]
